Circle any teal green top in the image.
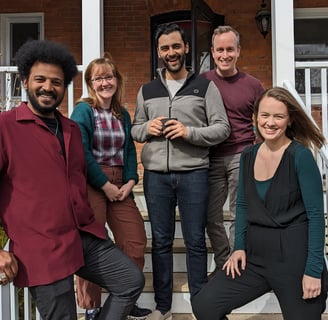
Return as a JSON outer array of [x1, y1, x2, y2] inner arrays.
[[70, 102, 138, 189], [234, 143, 325, 278]]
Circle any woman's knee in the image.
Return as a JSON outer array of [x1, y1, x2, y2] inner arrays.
[[192, 287, 226, 320]]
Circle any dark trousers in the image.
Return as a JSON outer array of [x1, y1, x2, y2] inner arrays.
[[76, 166, 147, 309], [29, 232, 145, 320], [192, 222, 327, 320], [144, 169, 209, 313]]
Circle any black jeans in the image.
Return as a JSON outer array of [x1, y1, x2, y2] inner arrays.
[[30, 232, 145, 320]]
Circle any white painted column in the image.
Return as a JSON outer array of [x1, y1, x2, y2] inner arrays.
[[81, 0, 104, 96], [271, 0, 295, 86]]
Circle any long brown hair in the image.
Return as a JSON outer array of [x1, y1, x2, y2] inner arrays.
[[76, 52, 124, 117], [254, 87, 326, 150]]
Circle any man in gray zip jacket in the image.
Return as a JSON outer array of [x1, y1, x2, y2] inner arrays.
[[131, 23, 230, 320]]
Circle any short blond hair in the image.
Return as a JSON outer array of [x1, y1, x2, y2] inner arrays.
[[212, 25, 240, 47]]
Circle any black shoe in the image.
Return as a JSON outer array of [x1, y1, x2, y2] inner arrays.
[[85, 308, 101, 320], [127, 304, 152, 319]]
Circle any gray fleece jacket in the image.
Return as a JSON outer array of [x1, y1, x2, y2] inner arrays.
[[131, 68, 230, 172]]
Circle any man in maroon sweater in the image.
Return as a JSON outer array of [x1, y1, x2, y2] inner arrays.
[[202, 26, 264, 270]]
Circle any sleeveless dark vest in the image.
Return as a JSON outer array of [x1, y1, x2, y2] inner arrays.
[[242, 141, 307, 228]]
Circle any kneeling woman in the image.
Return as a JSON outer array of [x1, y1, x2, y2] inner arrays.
[[192, 87, 327, 320]]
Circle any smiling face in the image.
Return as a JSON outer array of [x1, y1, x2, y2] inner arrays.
[[157, 30, 189, 79], [257, 96, 291, 143], [211, 31, 240, 77], [90, 65, 117, 108], [23, 62, 65, 118]]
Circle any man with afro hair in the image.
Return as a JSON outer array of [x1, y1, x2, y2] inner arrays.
[[0, 39, 144, 320]]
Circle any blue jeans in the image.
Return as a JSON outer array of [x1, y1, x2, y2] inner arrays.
[[144, 169, 208, 313]]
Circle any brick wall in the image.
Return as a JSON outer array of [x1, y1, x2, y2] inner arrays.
[[0, 0, 326, 174], [103, 0, 273, 171]]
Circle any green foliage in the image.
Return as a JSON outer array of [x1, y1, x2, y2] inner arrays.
[[0, 226, 8, 248]]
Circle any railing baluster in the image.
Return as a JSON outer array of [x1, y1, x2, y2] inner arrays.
[[23, 287, 31, 320], [0, 280, 11, 319], [304, 68, 312, 113], [10, 282, 18, 319], [321, 68, 327, 140], [5, 72, 12, 111], [68, 82, 74, 117]]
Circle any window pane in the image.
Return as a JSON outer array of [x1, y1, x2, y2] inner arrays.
[[10, 22, 39, 96], [11, 23, 39, 64], [294, 18, 328, 93]]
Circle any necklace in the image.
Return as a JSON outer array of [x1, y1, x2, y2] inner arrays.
[[54, 117, 59, 136]]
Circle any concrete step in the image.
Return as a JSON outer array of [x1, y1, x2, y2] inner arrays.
[[78, 313, 328, 320], [145, 238, 214, 254], [137, 278, 283, 314], [142, 213, 233, 240], [143, 253, 216, 273], [130, 186, 328, 315]]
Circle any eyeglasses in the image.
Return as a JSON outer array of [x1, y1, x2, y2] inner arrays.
[[91, 75, 115, 83]]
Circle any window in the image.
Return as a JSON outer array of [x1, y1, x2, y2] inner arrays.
[[0, 14, 43, 109], [294, 8, 328, 93]]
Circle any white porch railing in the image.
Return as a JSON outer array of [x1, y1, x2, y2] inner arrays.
[[0, 242, 41, 320], [295, 61, 328, 138], [0, 65, 83, 116], [0, 62, 327, 319], [289, 61, 328, 210]]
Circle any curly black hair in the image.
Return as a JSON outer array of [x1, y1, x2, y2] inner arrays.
[[14, 39, 78, 88]]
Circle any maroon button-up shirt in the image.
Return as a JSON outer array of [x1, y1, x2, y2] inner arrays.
[[0, 103, 107, 287]]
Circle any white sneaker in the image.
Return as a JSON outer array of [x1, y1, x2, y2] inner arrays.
[[145, 310, 172, 320]]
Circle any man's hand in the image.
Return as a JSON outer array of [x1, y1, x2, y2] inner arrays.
[[0, 249, 18, 285], [147, 117, 167, 136], [163, 119, 188, 140]]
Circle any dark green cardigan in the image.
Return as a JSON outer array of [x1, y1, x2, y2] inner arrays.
[[70, 102, 139, 189]]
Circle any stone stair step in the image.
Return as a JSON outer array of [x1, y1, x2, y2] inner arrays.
[[131, 186, 328, 315], [144, 272, 189, 292], [145, 238, 213, 253], [139, 210, 234, 222], [143, 253, 216, 273], [77, 313, 328, 319]]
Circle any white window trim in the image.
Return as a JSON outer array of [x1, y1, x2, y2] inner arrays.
[[293, 7, 328, 105], [294, 7, 328, 19], [0, 13, 44, 65]]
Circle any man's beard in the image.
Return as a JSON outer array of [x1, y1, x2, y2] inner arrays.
[[26, 89, 61, 115], [163, 54, 186, 73]]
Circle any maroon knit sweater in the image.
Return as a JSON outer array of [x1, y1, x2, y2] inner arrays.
[[202, 69, 264, 156]]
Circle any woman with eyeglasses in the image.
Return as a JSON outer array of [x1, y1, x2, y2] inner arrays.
[[71, 53, 150, 320]]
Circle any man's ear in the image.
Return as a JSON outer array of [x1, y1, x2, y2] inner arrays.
[[185, 42, 190, 54], [22, 78, 28, 90]]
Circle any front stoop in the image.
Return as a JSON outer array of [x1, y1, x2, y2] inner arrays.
[[133, 184, 328, 315], [76, 184, 328, 317], [77, 313, 328, 320]]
